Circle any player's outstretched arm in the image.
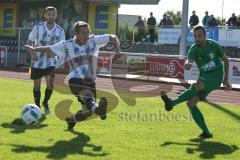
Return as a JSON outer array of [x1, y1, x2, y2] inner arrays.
[[26, 40, 38, 60], [183, 59, 193, 70], [221, 54, 232, 91], [24, 45, 55, 58], [109, 35, 121, 54]]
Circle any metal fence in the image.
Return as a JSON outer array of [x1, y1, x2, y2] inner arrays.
[[0, 28, 31, 67], [0, 26, 240, 67], [118, 25, 240, 58]]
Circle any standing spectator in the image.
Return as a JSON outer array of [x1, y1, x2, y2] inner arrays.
[[134, 16, 145, 42], [208, 15, 218, 27], [159, 14, 174, 28], [202, 11, 211, 26], [158, 14, 166, 27], [226, 13, 237, 27], [235, 16, 240, 28], [189, 10, 199, 27], [147, 12, 156, 43]]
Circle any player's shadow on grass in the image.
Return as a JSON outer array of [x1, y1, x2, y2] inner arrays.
[[11, 131, 108, 159], [161, 138, 239, 159], [1, 116, 48, 134], [206, 101, 240, 121]]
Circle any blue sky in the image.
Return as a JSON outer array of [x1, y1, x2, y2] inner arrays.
[[118, 0, 239, 23]]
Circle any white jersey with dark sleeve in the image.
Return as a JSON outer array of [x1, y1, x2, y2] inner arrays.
[[50, 34, 109, 80], [28, 22, 65, 69]]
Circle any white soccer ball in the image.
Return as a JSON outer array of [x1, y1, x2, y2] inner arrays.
[[21, 104, 42, 125]]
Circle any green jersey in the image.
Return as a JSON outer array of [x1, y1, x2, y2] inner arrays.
[[187, 39, 224, 74]]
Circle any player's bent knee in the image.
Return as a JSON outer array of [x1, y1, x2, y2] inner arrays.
[[33, 87, 40, 91], [187, 100, 191, 107], [187, 98, 197, 108], [196, 81, 204, 91], [187, 100, 194, 107], [191, 83, 198, 91], [47, 85, 54, 90], [80, 89, 94, 100], [33, 85, 41, 90]]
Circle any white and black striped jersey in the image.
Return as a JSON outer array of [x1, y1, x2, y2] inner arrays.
[[28, 22, 65, 69], [50, 34, 109, 81]]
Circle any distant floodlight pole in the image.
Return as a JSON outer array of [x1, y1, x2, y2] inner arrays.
[[221, 0, 224, 23], [180, 0, 189, 58]]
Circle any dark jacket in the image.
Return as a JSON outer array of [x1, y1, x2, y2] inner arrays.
[[159, 18, 174, 28], [135, 19, 145, 32], [226, 16, 237, 26], [147, 16, 156, 30], [208, 17, 218, 27], [189, 15, 199, 26]]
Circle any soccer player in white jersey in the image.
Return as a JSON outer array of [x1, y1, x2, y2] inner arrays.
[[25, 21, 120, 130], [27, 6, 65, 114]]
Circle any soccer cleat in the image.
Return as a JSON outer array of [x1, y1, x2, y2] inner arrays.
[[42, 102, 50, 115], [198, 132, 213, 139], [65, 116, 76, 131], [160, 91, 173, 111], [96, 97, 108, 120]]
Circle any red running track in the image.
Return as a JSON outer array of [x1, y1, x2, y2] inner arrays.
[[0, 68, 239, 106]]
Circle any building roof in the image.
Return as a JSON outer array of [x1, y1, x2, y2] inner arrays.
[[86, 0, 160, 5], [3, 0, 160, 4]]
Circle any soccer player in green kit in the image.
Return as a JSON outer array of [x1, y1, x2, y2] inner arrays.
[[161, 25, 232, 138]]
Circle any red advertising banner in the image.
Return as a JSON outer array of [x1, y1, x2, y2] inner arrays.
[[97, 53, 112, 74], [111, 53, 128, 75], [127, 55, 146, 75], [146, 56, 185, 79]]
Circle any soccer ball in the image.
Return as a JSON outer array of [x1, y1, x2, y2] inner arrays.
[[21, 104, 42, 125]]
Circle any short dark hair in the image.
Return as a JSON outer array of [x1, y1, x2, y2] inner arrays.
[[74, 21, 90, 33], [45, 6, 57, 13], [193, 25, 206, 35]]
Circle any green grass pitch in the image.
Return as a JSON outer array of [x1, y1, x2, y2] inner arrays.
[[0, 77, 239, 160]]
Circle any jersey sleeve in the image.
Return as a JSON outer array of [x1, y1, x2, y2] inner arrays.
[[28, 25, 38, 42], [94, 34, 110, 48], [59, 30, 66, 41], [187, 44, 196, 60], [50, 40, 66, 57]]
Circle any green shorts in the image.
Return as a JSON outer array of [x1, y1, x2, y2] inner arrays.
[[196, 70, 224, 100]]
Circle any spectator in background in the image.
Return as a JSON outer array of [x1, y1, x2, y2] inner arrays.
[[134, 16, 145, 42], [159, 14, 174, 28], [158, 14, 166, 27], [235, 16, 240, 28], [147, 12, 156, 43], [226, 13, 237, 27], [189, 10, 199, 27], [202, 11, 211, 27], [208, 15, 218, 27]]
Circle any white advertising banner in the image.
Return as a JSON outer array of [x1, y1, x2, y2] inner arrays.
[[229, 61, 240, 85], [158, 28, 181, 44], [218, 29, 240, 47], [184, 62, 199, 81], [185, 61, 240, 87]]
